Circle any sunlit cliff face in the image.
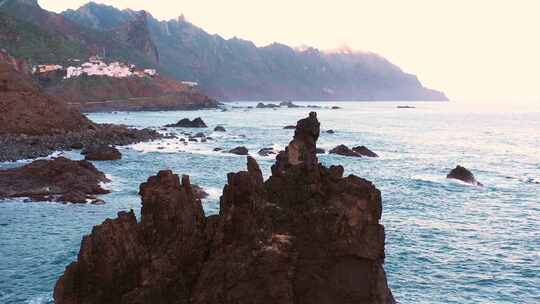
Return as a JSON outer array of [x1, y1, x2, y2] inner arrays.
[[40, 0, 540, 102]]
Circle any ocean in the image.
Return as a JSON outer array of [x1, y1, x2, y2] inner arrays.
[[0, 101, 539, 303]]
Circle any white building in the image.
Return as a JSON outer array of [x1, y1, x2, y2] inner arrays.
[[181, 81, 198, 87], [61, 58, 158, 79]]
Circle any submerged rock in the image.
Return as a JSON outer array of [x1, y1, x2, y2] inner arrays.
[[326, 129, 335, 134], [316, 147, 326, 154], [53, 112, 395, 304], [165, 117, 207, 128], [329, 144, 362, 157], [283, 125, 296, 129], [447, 165, 483, 186], [228, 146, 249, 155], [214, 126, 226, 132], [83, 145, 122, 161], [0, 157, 109, 203], [353, 146, 379, 158]]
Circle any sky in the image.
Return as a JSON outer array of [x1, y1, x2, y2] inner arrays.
[[39, 0, 540, 103]]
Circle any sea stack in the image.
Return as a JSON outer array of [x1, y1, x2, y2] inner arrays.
[[54, 112, 395, 304]]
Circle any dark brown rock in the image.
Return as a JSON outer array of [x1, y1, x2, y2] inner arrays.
[[447, 165, 483, 186], [166, 117, 207, 128], [258, 147, 276, 157], [279, 101, 302, 108], [353, 146, 379, 158], [256, 102, 279, 108], [0, 61, 94, 136], [83, 145, 122, 161], [54, 113, 395, 304], [329, 144, 361, 157], [0, 157, 110, 203], [229, 146, 249, 155], [192, 184, 209, 199]]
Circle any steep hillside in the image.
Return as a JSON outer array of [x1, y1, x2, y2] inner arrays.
[[0, 57, 94, 136], [0, 0, 155, 67], [63, 2, 448, 101], [44, 74, 218, 112]]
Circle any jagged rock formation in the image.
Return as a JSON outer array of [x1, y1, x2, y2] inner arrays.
[[113, 11, 159, 64], [0, 157, 109, 203], [54, 112, 395, 304], [447, 165, 483, 186]]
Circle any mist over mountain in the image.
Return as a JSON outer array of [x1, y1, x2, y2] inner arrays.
[[1, 0, 447, 101]]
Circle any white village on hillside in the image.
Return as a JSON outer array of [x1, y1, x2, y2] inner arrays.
[[33, 56, 199, 87], [34, 56, 158, 80]]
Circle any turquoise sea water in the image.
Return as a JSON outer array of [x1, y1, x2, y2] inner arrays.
[[0, 101, 539, 303]]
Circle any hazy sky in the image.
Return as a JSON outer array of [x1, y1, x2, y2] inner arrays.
[[40, 0, 540, 102]]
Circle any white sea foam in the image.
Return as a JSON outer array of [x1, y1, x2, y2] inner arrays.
[[26, 294, 52, 304], [203, 186, 223, 203]]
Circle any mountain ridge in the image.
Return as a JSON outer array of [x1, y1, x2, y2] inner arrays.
[[62, 1, 447, 101], [1, 0, 448, 101]]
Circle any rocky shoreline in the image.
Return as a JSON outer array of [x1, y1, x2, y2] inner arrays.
[[0, 157, 109, 204], [53, 112, 395, 304], [0, 124, 160, 162]]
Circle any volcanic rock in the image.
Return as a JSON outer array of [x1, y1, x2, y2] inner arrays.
[[329, 144, 361, 157], [228, 146, 249, 155], [283, 125, 296, 129], [53, 112, 395, 304], [258, 147, 276, 157], [326, 129, 335, 134], [83, 145, 122, 161], [353, 146, 379, 158], [279, 101, 302, 108], [256, 102, 279, 108], [316, 148, 326, 154], [166, 117, 207, 128], [0, 58, 160, 162], [192, 184, 209, 199], [214, 126, 226, 132], [0, 157, 110, 203], [0, 61, 94, 136], [447, 165, 483, 186]]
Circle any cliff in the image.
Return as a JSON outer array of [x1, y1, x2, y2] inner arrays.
[[54, 112, 395, 304], [0, 59, 94, 136]]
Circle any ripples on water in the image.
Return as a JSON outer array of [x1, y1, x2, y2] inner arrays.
[[0, 101, 539, 303]]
